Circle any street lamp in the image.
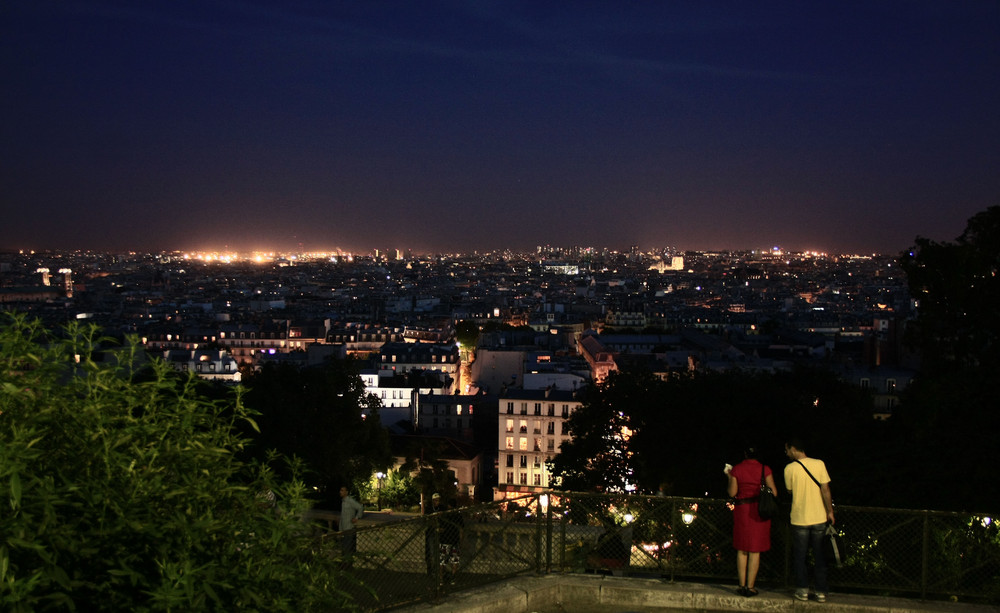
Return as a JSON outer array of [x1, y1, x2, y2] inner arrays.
[[375, 472, 385, 510]]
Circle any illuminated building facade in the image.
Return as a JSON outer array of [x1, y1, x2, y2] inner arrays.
[[496, 387, 583, 500], [378, 341, 459, 378]]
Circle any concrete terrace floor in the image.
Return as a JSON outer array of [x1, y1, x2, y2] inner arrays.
[[393, 575, 1000, 613]]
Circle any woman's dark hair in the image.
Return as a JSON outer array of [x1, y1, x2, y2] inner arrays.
[[743, 445, 759, 460]]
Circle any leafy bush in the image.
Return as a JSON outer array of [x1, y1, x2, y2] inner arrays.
[[0, 314, 354, 612]]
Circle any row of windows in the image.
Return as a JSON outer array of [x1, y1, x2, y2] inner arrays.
[[504, 453, 550, 468], [179, 362, 233, 372], [504, 402, 573, 417], [860, 378, 897, 393], [380, 390, 413, 399], [220, 340, 287, 348], [329, 333, 398, 342], [505, 419, 559, 435], [421, 404, 474, 416], [504, 436, 560, 451], [387, 354, 455, 363], [219, 332, 285, 340], [505, 472, 542, 486]]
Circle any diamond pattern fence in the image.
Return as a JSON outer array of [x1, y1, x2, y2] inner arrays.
[[316, 493, 1000, 612]]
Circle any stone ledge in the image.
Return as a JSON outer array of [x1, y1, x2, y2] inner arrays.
[[392, 574, 999, 613]]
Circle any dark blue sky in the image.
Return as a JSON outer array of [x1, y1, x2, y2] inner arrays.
[[2, 1, 998, 254]]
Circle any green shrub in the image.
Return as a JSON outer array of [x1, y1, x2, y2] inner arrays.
[[0, 314, 354, 612]]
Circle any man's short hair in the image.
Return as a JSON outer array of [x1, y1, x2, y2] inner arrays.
[[786, 436, 807, 453]]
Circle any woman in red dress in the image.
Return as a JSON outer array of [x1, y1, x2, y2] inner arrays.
[[727, 447, 778, 596]]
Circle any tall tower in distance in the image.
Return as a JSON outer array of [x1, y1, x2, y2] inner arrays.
[[58, 268, 73, 298]]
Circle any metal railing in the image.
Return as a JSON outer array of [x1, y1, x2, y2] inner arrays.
[[315, 493, 1000, 612]]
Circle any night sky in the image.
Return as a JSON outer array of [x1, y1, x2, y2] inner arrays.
[[2, 1, 998, 255]]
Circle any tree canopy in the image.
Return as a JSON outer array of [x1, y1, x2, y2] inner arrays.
[[892, 205, 1000, 511], [0, 314, 354, 612], [551, 367, 881, 503], [242, 359, 392, 509], [899, 205, 1000, 373]]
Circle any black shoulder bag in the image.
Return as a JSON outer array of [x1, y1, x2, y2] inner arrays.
[[757, 462, 778, 520]]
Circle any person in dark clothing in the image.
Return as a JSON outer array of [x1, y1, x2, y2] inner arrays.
[[438, 502, 464, 584], [424, 493, 444, 579]]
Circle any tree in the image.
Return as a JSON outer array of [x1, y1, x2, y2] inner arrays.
[[548, 373, 646, 493], [454, 320, 480, 351], [552, 367, 879, 504], [893, 205, 1000, 511], [899, 205, 1000, 372], [400, 439, 460, 512], [242, 359, 392, 509], [0, 314, 354, 612]]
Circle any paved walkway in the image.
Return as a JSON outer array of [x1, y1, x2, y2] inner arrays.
[[395, 574, 999, 613]]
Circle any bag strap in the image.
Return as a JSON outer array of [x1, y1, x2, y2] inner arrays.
[[795, 459, 821, 488]]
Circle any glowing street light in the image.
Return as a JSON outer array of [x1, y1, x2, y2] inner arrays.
[[375, 471, 386, 510]]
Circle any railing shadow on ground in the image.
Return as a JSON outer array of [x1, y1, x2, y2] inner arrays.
[[313, 493, 1000, 612]]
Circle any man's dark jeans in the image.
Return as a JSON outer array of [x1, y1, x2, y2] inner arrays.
[[792, 523, 828, 594]]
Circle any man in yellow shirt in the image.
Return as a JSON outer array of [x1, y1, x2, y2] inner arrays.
[[784, 438, 835, 603]]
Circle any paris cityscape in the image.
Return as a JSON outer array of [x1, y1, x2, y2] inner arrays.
[[0, 239, 940, 502], [3, 2, 998, 610]]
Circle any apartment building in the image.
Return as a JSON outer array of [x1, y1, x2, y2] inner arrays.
[[496, 387, 583, 500], [162, 349, 241, 383]]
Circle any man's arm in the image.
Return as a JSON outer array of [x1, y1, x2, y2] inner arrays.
[[820, 482, 835, 525], [351, 498, 364, 524]]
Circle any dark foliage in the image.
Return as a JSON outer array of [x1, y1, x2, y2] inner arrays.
[[552, 367, 878, 503], [892, 205, 1000, 511], [242, 359, 392, 508]]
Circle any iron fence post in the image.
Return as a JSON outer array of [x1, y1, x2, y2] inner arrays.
[[535, 496, 543, 574], [668, 500, 678, 583], [559, 508, 567, 571], [921, 511, 929, 600], [545, 499, 553, 573]]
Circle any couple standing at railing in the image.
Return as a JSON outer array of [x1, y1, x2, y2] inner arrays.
[[725, 437, 836, 603]]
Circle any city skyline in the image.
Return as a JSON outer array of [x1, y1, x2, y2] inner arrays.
[[3, 2, 998, 255]]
